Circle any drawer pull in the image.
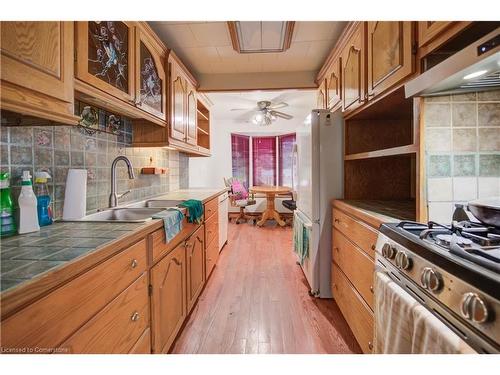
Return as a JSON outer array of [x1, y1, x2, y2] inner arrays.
[[368, 341, 373, 350], [371, 244, 376, 251], [334, 218, 340, 224], [333, 247, 339, 252], [370, 286, 374, 293], [131, 312, 140, 322], [131, 259, 138, 269]]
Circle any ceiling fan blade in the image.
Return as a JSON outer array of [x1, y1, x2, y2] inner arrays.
[[271, 110, 293, 120], [269, 102, 288, 110], [230, 107, 255, 111]]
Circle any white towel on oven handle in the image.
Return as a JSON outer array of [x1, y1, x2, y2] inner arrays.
[[374, 271, 476, 354]]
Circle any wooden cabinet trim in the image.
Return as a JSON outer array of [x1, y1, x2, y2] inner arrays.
[[186, 225, 205, 312]]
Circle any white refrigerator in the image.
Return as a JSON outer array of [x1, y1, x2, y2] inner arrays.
[[293, 109, 343, 298]]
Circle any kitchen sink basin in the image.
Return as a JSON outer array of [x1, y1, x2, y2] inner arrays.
[[125, 199, 185, 208], [69, 207, 167, 223]]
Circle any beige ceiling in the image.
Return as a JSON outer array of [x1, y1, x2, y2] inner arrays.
[[149, 21, 347, 76]]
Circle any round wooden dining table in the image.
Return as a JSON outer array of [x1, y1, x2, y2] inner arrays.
[[249, 185, 292, 227]]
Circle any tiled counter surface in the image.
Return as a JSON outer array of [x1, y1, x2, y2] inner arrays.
[[0, 188, 227, 316], [1, 221, 146, 292]]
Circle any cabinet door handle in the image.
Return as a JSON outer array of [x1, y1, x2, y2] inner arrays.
[[333, 247, 339, 252], [131, 312, 140, 322], [334, 218, 340, 224], [370, 286, 374, 293], [350, 46, 361, 53], [371, 244, 376, 251], [368, 341, 373, 350], [131, 259, 138, 269]]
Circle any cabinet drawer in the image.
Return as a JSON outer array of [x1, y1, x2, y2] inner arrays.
[[332, 208, 377, 258], [129, 328, 151, 354], [62, 273, 149, 353], [205, 212, 219, 248], [205, 236, 219, 278], [332, 229, 375, 309], [150, 221, 198, 263], [1, 239, 147, 350], [332, 262, 374, 354], [204, 197, 218, 221]]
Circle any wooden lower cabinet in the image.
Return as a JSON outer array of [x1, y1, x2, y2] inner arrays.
[[186, 225, 206, 312], [0, 239, 147, 351], [129, 328, 151, 354], [332, 229, 374, 309], [205, 236, 219, 278], [333, 208, 377, 259], [61, 273, 149, 354], [332, 262, 374, 353], [150, 241, 187, 354]]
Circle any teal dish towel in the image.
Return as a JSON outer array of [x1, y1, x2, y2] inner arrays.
[[152, 208, 185, 243], [293, 211, 310, 265], [179, 199, 204, 224]]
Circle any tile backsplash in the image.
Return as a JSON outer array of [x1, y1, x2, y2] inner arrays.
[[0, 115, 189, 220], [424, 90, 500, 223]]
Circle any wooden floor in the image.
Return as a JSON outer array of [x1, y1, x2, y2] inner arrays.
[[171, 221, 362, 354]]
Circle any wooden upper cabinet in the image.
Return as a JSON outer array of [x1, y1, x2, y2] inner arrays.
[[75, 21, 135, 103], [0, 21, 77, 123], [367, 21, 414, 100], [316, 84, 326, 109], [151, 241, 187, 354], [186, 84, 198, 145], [418, 22, 453, 47], [326, 57, 342, 110], [169, 57, 187, 141], [186, 226, 205, 312], [341, 23, 365, 114], [135, 27, 167, 121]]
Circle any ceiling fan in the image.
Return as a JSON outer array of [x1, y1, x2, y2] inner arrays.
[[231, 100, 293, 126]]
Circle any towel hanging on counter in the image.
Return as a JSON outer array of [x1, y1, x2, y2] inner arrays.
[[179, 199, 204, 224], [152, 208, 185, 243], [293, 210, 309, 265]]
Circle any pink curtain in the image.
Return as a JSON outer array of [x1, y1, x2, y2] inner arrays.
[[231, 134, 250, 188], [278, 133, 296, 187], [252, 136, 276, 186]]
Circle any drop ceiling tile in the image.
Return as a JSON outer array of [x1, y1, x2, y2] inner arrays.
[[153, 24, 198, 49], [293, 21, 338, 42], [189, 22, 232, 47], [216, 45, 243, 59]]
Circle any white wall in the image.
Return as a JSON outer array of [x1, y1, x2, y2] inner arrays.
[[189, 118, 302, 188]]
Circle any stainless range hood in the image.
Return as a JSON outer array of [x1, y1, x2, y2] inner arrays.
[[405, 27, 500, 98]]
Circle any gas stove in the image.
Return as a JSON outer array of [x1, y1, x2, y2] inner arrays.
[[377, 220, 500, 353], [400, 220, 500, 273]]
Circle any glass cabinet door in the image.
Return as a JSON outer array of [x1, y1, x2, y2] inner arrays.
[[75, 21, 135, 102]]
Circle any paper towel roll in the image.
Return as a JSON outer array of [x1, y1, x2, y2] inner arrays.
[[63, 169, 87, 220]]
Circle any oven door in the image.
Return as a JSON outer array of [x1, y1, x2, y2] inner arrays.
[[374, 258, 479, 354]]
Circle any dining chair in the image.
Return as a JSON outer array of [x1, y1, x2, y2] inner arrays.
[[223, 177, 257, 224]]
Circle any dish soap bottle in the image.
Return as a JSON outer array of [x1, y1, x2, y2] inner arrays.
[[18, 171, 40, 234], [0, 172, 16, 237], [34, 171, 53, 226]]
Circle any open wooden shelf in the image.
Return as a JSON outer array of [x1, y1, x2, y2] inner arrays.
[[345, 144, 418, 161], [197, 127, 209, 136], [197, 108, 208, 121]]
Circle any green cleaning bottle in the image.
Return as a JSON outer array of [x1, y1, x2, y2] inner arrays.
[[0, 172, 17, 237]]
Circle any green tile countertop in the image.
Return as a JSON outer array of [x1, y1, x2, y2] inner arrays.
[[0, 221, 145, 293], [0, 187, 228, 308]]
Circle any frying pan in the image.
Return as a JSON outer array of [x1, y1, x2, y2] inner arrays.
[[468, 197, 500, 227]]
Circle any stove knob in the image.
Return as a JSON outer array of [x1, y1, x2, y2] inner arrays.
[[395, 251, 412, 270], [420, 267, 443, 292], [382, 243, 396, 259], [460, 292, 489, 324]]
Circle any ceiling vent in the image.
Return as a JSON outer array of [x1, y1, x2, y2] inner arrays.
[[227, 21, 295, 54]]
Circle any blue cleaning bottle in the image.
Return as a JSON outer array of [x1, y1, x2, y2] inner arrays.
[[34, 171, 53, 226]]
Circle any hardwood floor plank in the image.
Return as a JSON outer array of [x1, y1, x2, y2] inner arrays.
[[170, 222, 362, 354]]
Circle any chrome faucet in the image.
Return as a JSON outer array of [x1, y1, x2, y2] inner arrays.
[[109, 156, 136, 208]]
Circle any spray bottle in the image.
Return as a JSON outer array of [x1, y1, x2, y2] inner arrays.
[[0, 172, 16, 237], [18, 171, 40, 234], [34, 171, 53, 226]]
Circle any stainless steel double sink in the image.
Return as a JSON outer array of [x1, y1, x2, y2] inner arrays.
[[66, 199, 186, 223]]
